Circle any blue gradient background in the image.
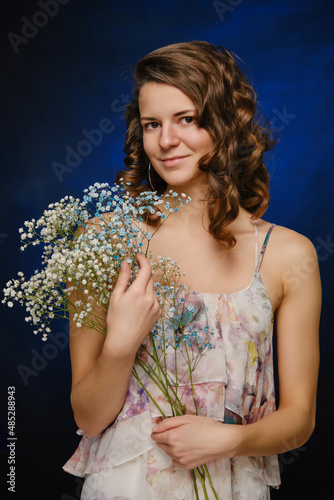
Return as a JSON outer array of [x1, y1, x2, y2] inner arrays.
[[1, 0, 333, 498]]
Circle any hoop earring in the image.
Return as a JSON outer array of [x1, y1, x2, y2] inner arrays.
[[148, 162, 156, 191]]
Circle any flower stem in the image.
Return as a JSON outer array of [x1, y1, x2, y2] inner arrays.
[[184, 341, 198, 414], [191, 470, 200, 500], [202, 464, 220, 500], [132, 367, 167, 418], [194, 467, 209, 499]]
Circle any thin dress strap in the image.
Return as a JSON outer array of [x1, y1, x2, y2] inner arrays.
[[254, 222, 259, 270], [255, 223, 276, 273]]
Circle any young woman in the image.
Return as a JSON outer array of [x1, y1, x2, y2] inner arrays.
[[64, 41, 321, 499]]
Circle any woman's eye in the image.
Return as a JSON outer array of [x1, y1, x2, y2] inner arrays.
[[145, 122, 160, 130], [144, 117, 195, 130], [181, 116, 195, 125]]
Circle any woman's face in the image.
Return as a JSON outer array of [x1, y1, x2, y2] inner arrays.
[[138, 82, 214, 191]]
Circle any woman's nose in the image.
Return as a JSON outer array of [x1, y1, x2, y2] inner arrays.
[[159, 123, 180, 149]]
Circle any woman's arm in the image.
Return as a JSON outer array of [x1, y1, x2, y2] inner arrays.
[[238, 236, 321, 456], [151, 233, 321, 469], [70, 254, 161, 437]]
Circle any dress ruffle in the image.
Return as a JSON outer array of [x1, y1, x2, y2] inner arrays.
[[63, 409, 280, 489]]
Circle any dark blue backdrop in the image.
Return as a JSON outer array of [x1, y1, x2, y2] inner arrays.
[[1, 1, 333, 498]]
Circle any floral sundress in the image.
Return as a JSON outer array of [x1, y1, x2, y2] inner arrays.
[[64, 222, 281, 499]]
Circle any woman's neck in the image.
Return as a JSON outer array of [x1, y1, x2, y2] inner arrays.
[[163, 182, 210, 229], [161, 182, 255, 237]]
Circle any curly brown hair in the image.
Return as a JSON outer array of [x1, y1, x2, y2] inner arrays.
[[116, 41, 276, 249]]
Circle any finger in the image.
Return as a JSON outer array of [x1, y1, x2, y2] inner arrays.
[[145, 271, 158, 296], [130, 254, 153, 289], [151, 431, 167, 444], [152, 416, 187, 434], [153, 443, 188, 469], [154, 440, 174, 456], [111, 261, 131, 299], [172, 459, 187, 469]]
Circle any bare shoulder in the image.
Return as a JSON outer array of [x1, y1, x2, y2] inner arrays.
[[256, 220, 320, 309], [266, 223, 319, 268]]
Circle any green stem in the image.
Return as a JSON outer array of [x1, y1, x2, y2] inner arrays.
[[135, 356, 182, 415], [147, 333, 187, 416], [202, 464, 220, 500], [132, 367, 167, 418], [194, 467, 209, 500], [191, 470, 200, 500], [143, 209, 174, 258], [148, 336, 177, 412], [135, 359, 170, 399], [184, 342, 198, 415]]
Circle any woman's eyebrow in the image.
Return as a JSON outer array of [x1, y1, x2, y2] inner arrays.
[[140, 109, 196, 121]]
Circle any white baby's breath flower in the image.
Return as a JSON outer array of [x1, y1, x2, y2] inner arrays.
[[3, 181, 189, 340]]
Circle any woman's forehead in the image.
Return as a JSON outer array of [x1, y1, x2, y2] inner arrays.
[[138, 82, 196, 117]]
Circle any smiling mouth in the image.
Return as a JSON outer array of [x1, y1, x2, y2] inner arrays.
[[161, 156, 189, 167]]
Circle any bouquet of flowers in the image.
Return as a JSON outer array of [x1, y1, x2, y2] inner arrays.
[[3, 181, 218, 499]]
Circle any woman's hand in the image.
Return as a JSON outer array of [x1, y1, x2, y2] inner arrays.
[[151, 415, 242, 469], [104, 253, 161, 357]]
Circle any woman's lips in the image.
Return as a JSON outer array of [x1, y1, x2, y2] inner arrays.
[[161, 156, 189, 167]]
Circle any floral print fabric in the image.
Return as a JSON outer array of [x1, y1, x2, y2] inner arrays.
[[64, 225, 281, 498]]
